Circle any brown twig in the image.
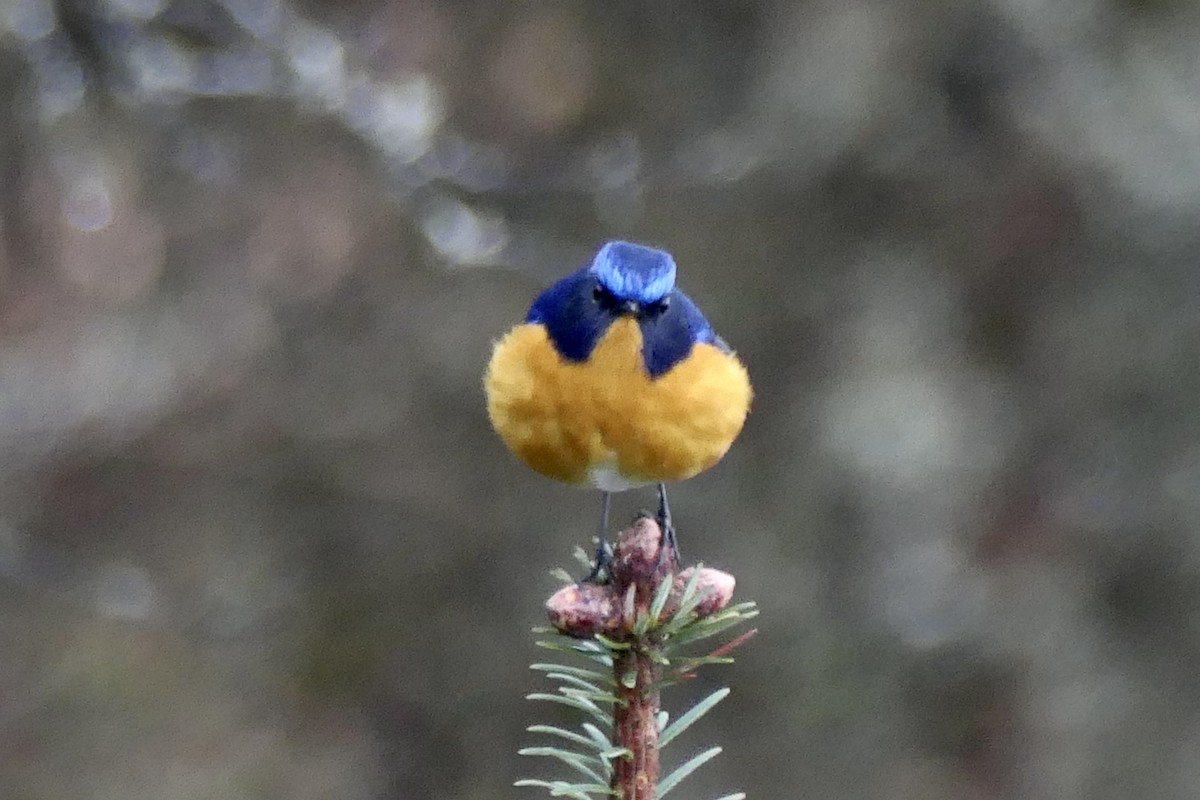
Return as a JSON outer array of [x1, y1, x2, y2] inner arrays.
[[543, 516, 740, 800], [611, 646, 660, 800], [604, 517, 668, 800]]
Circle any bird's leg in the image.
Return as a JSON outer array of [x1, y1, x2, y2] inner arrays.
[[656, 482, 679, 568], [584, 491, 612, 583]]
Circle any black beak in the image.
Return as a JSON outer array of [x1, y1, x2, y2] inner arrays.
[[619, 299, 640, 316]]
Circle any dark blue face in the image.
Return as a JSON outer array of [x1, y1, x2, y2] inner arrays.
[[526, 267, 723, 378]]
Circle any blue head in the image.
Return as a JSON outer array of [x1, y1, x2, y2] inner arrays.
[[526, 240, 724, 378], [588, 241, 676, 305]]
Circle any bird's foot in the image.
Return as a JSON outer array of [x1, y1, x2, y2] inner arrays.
[[654, 482, 679, 571], [631, 509, 679, 572], [655, 512, 680, 572], [582, 539, 613, 584]]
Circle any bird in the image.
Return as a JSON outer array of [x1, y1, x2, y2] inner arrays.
[[484, 240, 751, 578]]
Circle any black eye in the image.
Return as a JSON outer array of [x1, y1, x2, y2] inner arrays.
[[645, 296, 669, 316], [592, 285, 605, 303]]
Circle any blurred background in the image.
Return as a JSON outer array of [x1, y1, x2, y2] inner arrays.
[[2, 0, 1199, 797]]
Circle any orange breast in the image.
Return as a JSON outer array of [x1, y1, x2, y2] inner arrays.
[[484, 318, 752, 487]]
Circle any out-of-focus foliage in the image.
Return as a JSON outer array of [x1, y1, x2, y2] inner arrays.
[[2, 0, 1199, 798]]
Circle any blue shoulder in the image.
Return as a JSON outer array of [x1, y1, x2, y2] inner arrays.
[[526, 268, 611, 362], [526, 271, 728, 379], [639, 288, 722, 378]]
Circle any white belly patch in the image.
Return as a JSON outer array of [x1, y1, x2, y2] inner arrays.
[[586, 461, 652, 492]]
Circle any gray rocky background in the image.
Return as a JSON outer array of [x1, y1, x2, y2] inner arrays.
[[2, 1, 1199, 798]]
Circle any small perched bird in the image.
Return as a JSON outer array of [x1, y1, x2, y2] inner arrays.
[[485, 240, 751, 576]]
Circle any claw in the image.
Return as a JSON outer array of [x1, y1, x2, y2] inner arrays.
[[583, 491, 613, 583], [655, 483, 679, 569]]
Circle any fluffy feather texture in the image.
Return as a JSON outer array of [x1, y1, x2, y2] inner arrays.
[[589, 241, 676, 304], [485, 319, 752, 488]]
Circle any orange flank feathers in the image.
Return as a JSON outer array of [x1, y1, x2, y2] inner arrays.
[[485, 318, 752, 489]]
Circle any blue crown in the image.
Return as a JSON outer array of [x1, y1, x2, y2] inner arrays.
[[588, 241, 677, 304]]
